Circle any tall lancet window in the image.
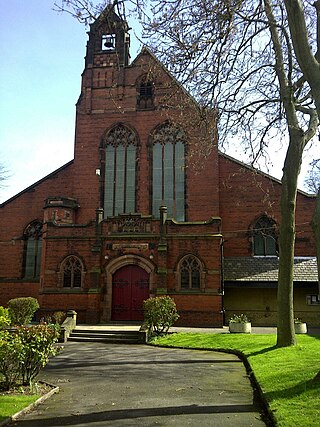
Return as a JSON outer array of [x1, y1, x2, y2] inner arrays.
[[104, 124, 137, 218], [23, 221, 43, 279], [152, 123, 185, 221]]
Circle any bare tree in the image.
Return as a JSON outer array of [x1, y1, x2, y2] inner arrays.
[[0, 164, 9, 192], [54, 0, 320, 347], [140, 0, 319, 347], [53, 0, 147, 25]]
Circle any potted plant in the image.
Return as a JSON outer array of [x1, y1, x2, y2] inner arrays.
[[229, 314, 251, 334], [294, 318, 307, 334]]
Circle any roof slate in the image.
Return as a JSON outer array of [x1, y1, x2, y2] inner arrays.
[[224, 257, 318, 282]]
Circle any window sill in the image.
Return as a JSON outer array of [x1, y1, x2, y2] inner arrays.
[[41, 288, 85, 294], [176, 289, 203, 293], [40, 288, 101, 294], [136, 107, 155, 111]]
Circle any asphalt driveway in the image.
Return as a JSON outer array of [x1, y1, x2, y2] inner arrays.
[[12, 342, 267, 426]]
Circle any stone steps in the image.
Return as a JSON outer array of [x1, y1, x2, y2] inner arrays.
[[68, 328, 147, 344]]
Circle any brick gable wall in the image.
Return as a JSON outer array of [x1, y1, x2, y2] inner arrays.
[[219, 154, 315, 257]]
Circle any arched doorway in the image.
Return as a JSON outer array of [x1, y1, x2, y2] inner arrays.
[[112, 265, 150, 321]]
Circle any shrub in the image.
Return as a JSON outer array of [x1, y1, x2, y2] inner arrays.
[[16, 324, 61, 385], [0, 324, 60, 391], [41, 311, 66, 325], [0, 306, 11, 329], [0, 331, 24, 391], [229, 314, 250, 323], [143, 296, 179, 336], [52, 311, 67, 325], [8, 297, 40, 326]]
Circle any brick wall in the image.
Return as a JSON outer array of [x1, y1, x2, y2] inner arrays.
[[219, 154, 316, 257]]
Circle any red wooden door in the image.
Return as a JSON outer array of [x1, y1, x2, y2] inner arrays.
[[112, 265, 149, 321]]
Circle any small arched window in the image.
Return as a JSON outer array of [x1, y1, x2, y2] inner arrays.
[[137, 75, 154, 110], [23, 221, 43, 279], [60, 256, 84, 288], [179, 255, 202, 290], [252, 215, 277, 256]]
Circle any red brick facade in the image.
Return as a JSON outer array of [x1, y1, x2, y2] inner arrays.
[[0, 9, 318, 326]]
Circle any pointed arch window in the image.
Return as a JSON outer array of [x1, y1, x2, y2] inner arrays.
[[152, 123, 185, 221], [179, 255, 202, 290], [252, 215, 277, 256], [60, 256, 84, 288], [23, 221, 42, 279], [103, 124, 137, 218], [137, 75, 154, 110]]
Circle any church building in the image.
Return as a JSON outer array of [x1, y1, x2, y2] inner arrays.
[[0, 8, 318, 327]]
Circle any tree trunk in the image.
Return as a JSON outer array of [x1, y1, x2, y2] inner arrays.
[[311, 188, 320, 292], [276, 132, 304, 347]]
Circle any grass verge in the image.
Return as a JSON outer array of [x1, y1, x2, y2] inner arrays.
[[0, 393, 40, 422], [150, 333, 320, 427]]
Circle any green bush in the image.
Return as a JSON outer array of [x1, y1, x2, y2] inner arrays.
[[8, 297, 40, 326], [143, 296, 180, 336], [41, 311, 66, 325], [0, 306, 11, 329], [0, 324, 60, 390], [52, 311, 67, 325], [229, 314, 250, 323], [16, 324, 61, 385], [0, 331, 24, 391]]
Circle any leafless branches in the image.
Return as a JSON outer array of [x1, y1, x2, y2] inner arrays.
[[305, 158, 320, 193], [53, 0, 148, 26], [0, 164, 9, 190], [138, 0, 319, 164]]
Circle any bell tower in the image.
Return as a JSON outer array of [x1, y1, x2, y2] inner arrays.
[[85, 6, 130, 68]]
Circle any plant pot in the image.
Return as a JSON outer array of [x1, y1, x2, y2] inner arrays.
[[229, 322, 252, 334], [294, 322, 307, 334]]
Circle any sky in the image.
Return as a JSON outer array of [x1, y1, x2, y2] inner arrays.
[[0, 1, 318, 204]]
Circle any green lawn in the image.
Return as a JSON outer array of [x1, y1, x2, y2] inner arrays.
[[0, 393, 40, 422], [150, 333, 320, 427]]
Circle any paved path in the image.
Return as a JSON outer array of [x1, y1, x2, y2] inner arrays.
[[12, 342, 267, 427]]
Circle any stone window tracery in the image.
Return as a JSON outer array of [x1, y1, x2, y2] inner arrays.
[[60, 256, 84, 288], [252, 215, 277, 256], [179, 255, 202, 290]]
